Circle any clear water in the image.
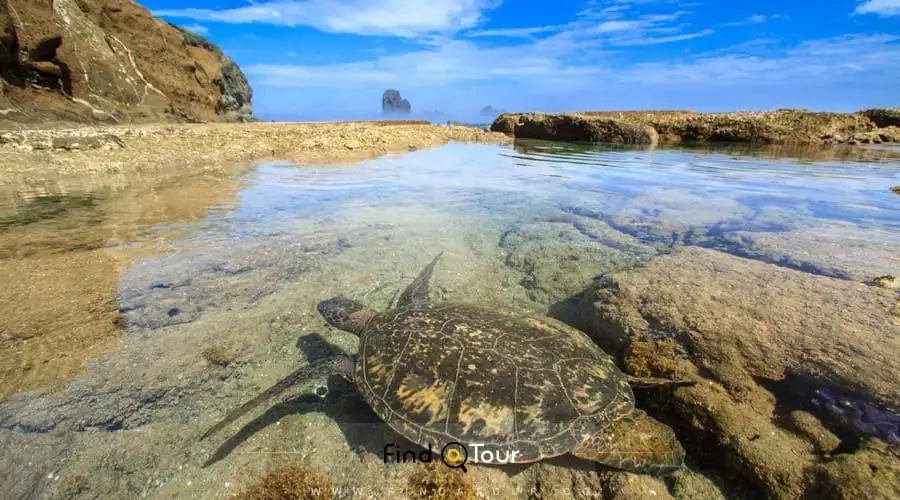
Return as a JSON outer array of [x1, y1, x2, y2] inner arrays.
[[1, 140, 899, 499]]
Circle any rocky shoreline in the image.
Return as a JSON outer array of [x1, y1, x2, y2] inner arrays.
[[491, 109, 900, 146], [0, 121, 510, 188]]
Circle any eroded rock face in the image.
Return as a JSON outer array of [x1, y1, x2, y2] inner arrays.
[[491, 109, 900, 145], [491, 112, 658, 145], [0, 0, 254, 127], [572, 246, 900, 499], [859, 108, 900, 128]]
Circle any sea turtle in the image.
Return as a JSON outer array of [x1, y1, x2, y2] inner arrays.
[[201, 253, 691, 475]]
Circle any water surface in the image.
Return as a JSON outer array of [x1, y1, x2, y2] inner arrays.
[[0, 140, 898, 499]]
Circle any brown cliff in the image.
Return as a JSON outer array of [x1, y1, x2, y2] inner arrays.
[[0, 0, 253, 129]]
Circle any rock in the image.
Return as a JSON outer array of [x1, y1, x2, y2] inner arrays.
[[873, 275, 899, 290], [382, 89, 411, 114], [807, 439, 900, 500], [491, 113, 658, 145], [531, 462, 605, 499], [582, 246, 900, 406], [0, 0, 254, 127], [859, 108, 900, 128], [493, 109, 888, 145], [572, 246, 900, 498], [851, 126, 900, 145], [166, 22, 254, 123], [892, 186, 900, 196], [787, 410, 841, 454], [599, 471, 673, 500], [669, 470, 728, 500]]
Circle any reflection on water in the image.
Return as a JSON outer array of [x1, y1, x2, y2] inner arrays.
[[0, 140, 898, 499], [0, 169, 247, 401]]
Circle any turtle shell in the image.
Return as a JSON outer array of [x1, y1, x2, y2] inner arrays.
[[355, 302, 635, 464]]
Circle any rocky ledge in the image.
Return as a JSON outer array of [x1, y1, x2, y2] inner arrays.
[[0, 0, 254, 128], [0, 121, 511, 187], [561, 246, 900, 499], [492, 109, 900, 145]]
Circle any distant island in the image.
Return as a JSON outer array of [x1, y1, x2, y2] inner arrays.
[[480, 105, 503, 117], [382, 89, 411, 114]]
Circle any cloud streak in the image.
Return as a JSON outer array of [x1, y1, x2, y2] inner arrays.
[[855, 0, 900, 16], [154, 0, 500, 37]]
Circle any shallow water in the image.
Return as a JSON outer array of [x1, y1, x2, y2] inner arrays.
[[1, 140, 899, 499]]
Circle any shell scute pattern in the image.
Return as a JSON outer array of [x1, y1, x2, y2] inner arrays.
[[356, 302, 633, 463]]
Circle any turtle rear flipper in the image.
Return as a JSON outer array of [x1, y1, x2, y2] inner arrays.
[[396, 252, 443, 307], [200, 355, 354, 440], [571, 409, 685, 476]]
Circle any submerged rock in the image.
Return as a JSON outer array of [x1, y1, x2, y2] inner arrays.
[[873, 275, 899, 290], [491, 113, 658, 145], [570, 246, 900, 498]]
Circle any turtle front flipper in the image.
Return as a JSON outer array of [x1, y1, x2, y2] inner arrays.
[[396, 252, 443, 307], [200, 355, 355, 440], [571, 409, 685, 476]]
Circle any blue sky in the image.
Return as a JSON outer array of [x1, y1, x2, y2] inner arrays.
[[145, 0, 900, 121]]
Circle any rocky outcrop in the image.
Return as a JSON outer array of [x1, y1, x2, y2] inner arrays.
[[0, 0, 254, 128], [491, 112, 658, 145], [166, 22, 253, 123], [569, 246, 900, 499], [480, 105, 501, 117], [382, 89, 410, 114], [492, 109, 900, 145], [859, 108, 900, 128]]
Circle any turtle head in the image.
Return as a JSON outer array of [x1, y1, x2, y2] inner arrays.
[[317, 297, 376, 335]]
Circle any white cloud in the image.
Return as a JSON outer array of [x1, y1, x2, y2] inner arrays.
[[855, 0, 900, 16], [617, 35, 900, 85], [154, 0, 500, 37], [465, 25, 566, 38], [247, 39, 601, 91], [246, 33, 900, 99], [181, 23, 209, 35], [613, 29, 713, 45], [468, 5, 704, 47], [719, 14, 773, 27]]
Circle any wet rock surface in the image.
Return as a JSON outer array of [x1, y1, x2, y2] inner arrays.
[[571, 246, 900, 499]]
